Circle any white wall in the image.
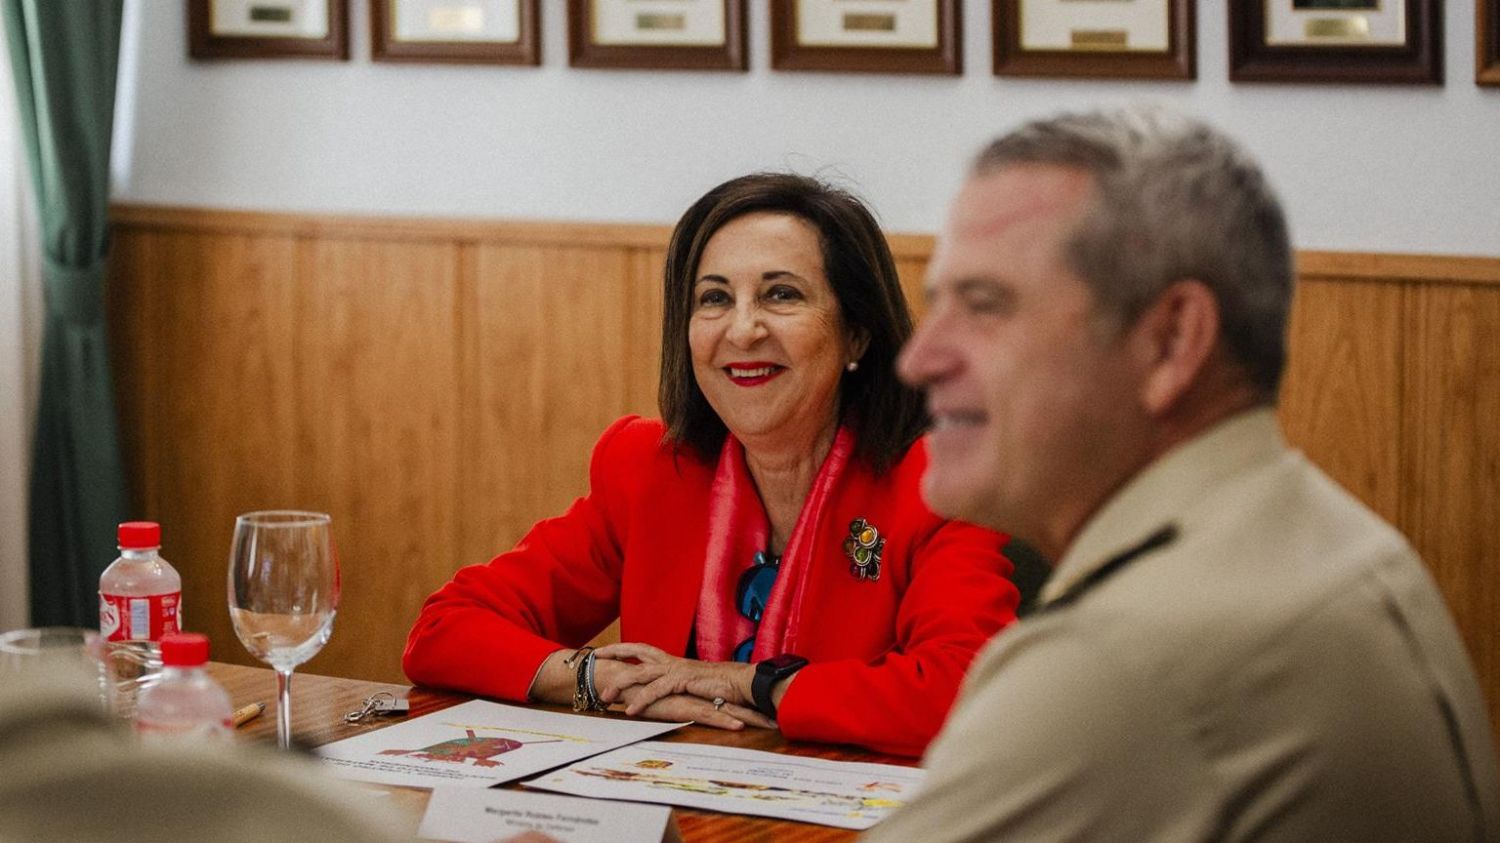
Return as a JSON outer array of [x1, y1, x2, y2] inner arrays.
[[0, 38, 42, 631], [114, 1, 1500, 256]]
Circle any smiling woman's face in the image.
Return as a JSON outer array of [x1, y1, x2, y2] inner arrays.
[[688, 212, 861, 452]]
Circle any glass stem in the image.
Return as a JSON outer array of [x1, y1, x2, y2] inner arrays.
[[275, 667, 294, 750]]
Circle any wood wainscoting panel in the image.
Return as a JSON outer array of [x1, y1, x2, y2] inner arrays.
[[625, 247, 667, 418], [1278, 278, 1404, 525], [1400, 282, 1500, 736], [291, 238, 463, 682], [108, 229, 300, 672], [456, 243, 643, 598], [895, 256, 930, 322], [1297, 251, 1500, 286]]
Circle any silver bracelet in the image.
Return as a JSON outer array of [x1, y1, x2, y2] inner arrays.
[[580, 649, 607, 712]]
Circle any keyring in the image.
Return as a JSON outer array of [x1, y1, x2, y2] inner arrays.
[[344, 694, 384, 723], [344, 692, 408, 723]]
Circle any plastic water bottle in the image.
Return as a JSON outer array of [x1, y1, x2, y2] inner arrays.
[[135, 632, 233, 740], [99, 521, 182, 717]]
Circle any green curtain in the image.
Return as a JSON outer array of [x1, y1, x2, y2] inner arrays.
[[3, 0, 127, 626]]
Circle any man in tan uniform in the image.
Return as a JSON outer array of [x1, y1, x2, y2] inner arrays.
[[873, 106, 1499, 841]]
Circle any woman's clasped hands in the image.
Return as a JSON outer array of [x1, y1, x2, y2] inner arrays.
[[590, 643, 777, 732]]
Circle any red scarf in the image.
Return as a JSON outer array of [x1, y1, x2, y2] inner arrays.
[[694, 427, 855, 663]]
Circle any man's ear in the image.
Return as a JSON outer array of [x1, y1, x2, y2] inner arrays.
[[1129, 280, 1221, 416]]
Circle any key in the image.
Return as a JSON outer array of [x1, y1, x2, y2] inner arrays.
[[344, 693, 410, 723]]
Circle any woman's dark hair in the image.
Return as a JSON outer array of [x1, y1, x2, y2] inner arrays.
[[659, 172, 926, 474]]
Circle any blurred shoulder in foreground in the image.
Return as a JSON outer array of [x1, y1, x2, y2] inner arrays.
[[0, 663, 411, 843]]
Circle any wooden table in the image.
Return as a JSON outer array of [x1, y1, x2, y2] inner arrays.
[[209, 663, 915, 841]]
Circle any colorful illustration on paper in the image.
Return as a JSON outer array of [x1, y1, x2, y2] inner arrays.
[[525, 740, 926, 831], [570, 765, 906, 814], [379, 729, 563, 768]]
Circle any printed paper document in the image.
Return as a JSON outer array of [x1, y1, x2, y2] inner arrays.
[[525, 740, 924, 830], [316, 699, 686, 789], [417, 787, 670, 843]]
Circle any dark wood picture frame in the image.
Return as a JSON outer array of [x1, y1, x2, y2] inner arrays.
[[188, 0, 349, 60], [1228, 0, 1442, 84], [370, 0, 539, 65], [567, 0, 746, 71], [1480, 0, 1500, 86], [770, 0, 962, 75], [993, 0, 1193, 80]]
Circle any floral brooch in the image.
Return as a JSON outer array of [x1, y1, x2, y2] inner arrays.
[[844, 517, 885, 582]]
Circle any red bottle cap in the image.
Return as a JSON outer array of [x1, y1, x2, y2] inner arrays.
[[118, 521, 161, 549], [160, 632, 209, 667]]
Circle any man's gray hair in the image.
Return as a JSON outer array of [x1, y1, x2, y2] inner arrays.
[[974, 105, 1293, 397]]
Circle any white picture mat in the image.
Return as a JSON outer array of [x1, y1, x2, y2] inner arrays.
[[1020, 0, 1170, 52], [591, 0, 727, 47], [524, 740, 926, 831], [392, 0, 521, 43], [418, 787, 671, 843], [209, 0, 330, 38], [1265, 0, 1406, 46], [315, 699, 686, 789], [795, 0, 939, 49]]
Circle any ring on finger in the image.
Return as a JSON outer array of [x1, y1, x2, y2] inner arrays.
[[712, 697, 725, 712]]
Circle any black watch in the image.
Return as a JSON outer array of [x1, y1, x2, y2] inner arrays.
[[751, 654, 808, 719]]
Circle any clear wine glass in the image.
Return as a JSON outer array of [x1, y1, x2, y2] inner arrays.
[[227, 511, 339, 749]]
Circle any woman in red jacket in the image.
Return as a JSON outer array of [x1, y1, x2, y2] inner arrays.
[[403, 173, 1018, 757]]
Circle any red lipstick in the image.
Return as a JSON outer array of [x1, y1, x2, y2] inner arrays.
[[724, 361, 785, 387]]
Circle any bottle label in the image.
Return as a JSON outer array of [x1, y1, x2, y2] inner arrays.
[[99, 591, 181, 642]]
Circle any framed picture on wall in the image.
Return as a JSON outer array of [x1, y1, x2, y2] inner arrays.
[[1480, 0, 1500, 86], [371, 0, 539, 65], [992, 0, 1193, 79], [769, 0, 962, 75], [567, 0, 746, 71], [1228, 0, 1442, 84], [188, 0, 350, 59]]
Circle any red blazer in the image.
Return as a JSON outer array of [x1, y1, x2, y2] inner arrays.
[[404, 416, 1018, 757]]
